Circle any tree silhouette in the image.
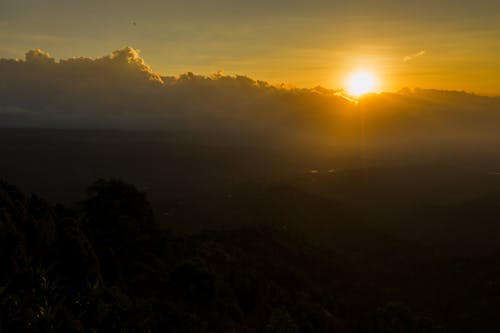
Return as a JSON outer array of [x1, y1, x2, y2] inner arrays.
[[81, 178, 154, 242]]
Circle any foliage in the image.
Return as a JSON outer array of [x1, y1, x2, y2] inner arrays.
[[0, 179, 448, 332]]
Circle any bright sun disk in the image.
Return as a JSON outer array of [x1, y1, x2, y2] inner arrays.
[[346, 71, 378, 97]]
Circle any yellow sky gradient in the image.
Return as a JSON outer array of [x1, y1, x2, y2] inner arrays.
[[1, 1, 499, 95]]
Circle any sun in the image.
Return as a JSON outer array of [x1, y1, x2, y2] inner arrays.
[[346, 71, 378, 97]]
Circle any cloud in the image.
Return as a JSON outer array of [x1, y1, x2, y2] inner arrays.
[[0, 47, 499, 146], [0, 47, 351, 138], [25, 49, 55, 64], [403, 50, 426, 62]]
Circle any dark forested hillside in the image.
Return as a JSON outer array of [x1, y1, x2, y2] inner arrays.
[[2, 128, 500, 331], [3, 177, 500, 332], [0, 179, 435, 332]]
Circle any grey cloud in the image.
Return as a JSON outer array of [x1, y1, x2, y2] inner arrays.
[[0, 47, 350, 140], [0, 47, 499, 147], [25, 49, 55, 63]]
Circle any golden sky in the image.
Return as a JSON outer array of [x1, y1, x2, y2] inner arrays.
[[1, 0, 499, 94]]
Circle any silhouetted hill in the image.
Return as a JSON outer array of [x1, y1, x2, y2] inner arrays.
[[0, 179, 455, 332], [4, 176, 500, 331]]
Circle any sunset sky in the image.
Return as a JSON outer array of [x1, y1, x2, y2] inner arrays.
[[1, 0, 499, 94]]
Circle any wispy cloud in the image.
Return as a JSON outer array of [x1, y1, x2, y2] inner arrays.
[[15, 33, 68, 43], [403, 50, 426, 62]]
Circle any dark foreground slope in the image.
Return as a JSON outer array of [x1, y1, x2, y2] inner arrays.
[[0, 179, 452, 333], [3, 129, 500, 331], [4, 178, 500, 332]]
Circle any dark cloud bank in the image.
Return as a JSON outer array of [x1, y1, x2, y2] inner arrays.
[[1, 47, 500, 146]]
